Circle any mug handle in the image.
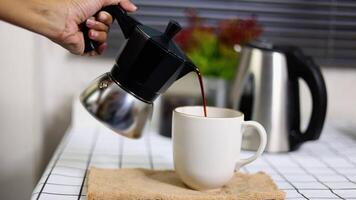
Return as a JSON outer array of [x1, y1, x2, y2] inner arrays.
[[235, 121, 267, 170]]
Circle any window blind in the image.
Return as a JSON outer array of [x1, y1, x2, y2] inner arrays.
[[105, 0, 356, 67]]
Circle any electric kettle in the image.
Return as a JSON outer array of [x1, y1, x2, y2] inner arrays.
[[80, 6, 197, 138], [230, 42, 327, 152]]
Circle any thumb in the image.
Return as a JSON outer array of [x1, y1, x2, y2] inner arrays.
[[102, 0, 137, 12], [74, 31, 86, 55], [56, 31, 85, 55]]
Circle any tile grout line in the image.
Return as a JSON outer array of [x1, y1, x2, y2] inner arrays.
[[39, 192, 85, 196], [40, 183, 82, 187], [146, 132, 154, 170], [34, 181, 356, 191], [306, 146, 356, 185], [118, 136, 124, 168], [328, 127, 356, 159], [77, 128, 99, 200], [43, 173, 84, 178], [322, 139, 356, 180], [263, 156, 309, 200], [36, 128, 74, 200], [289, 154, 344, 199]]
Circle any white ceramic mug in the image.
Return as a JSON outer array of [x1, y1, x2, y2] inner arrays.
[[172, 106, 267, 190]]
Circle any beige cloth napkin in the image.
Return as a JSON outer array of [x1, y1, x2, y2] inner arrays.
[[87, 168, 285, 200]]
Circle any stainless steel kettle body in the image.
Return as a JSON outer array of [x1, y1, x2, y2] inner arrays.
[[230, 43, 327, 152]]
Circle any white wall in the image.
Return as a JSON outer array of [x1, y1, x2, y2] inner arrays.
[[322, 68, 356, 123], [297, 68, 356, 132], [0, 22, 42, 200], [0, 21, 114, 200]]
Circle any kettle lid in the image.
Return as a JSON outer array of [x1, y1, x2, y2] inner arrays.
[[247, 40, 275, 51]]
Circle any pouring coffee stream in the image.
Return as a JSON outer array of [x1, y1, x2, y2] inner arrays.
[[196, 71, 208, 117], [80, 6, 207, 139]]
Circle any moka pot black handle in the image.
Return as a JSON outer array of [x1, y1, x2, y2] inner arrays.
[[81, 6, 141, 53], [280, 46, 327, 150]]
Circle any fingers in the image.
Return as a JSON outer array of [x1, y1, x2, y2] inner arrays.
[[83, 27, 108, 55], [97, 43, 108, 55], [82, 51, 98, 56], [81, 0, 137, 55], [97, 12, 113, 27], [81, 0, 137, 56], [88, 29, 107, 44], [102, 0, 137, 12], [82, 43, 107, 56], [119, 0, 137, 12], [86, 15, 112, 32], [83, 11, 112, 55], [81, 27, 107, 55]]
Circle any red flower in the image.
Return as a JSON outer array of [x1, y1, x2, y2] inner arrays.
[[219, 18, 262, 46], [175, 9, 215, 51], [174, 9, 262, 51], [175, 28, 193, 51]]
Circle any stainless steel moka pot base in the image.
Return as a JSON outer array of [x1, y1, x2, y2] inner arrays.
[[80, 73, 153, 138]]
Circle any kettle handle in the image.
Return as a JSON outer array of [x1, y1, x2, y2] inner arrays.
[[281, 46, 327, 150], [82, 5, 141, 53]]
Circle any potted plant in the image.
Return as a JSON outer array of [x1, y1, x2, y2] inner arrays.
[[175, 9, 262, 107]]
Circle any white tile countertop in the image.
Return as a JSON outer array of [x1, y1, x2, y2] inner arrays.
[[31, 101, 356, 200]]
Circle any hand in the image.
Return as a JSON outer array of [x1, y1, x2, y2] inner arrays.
[[53, 0, 137, 56]]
